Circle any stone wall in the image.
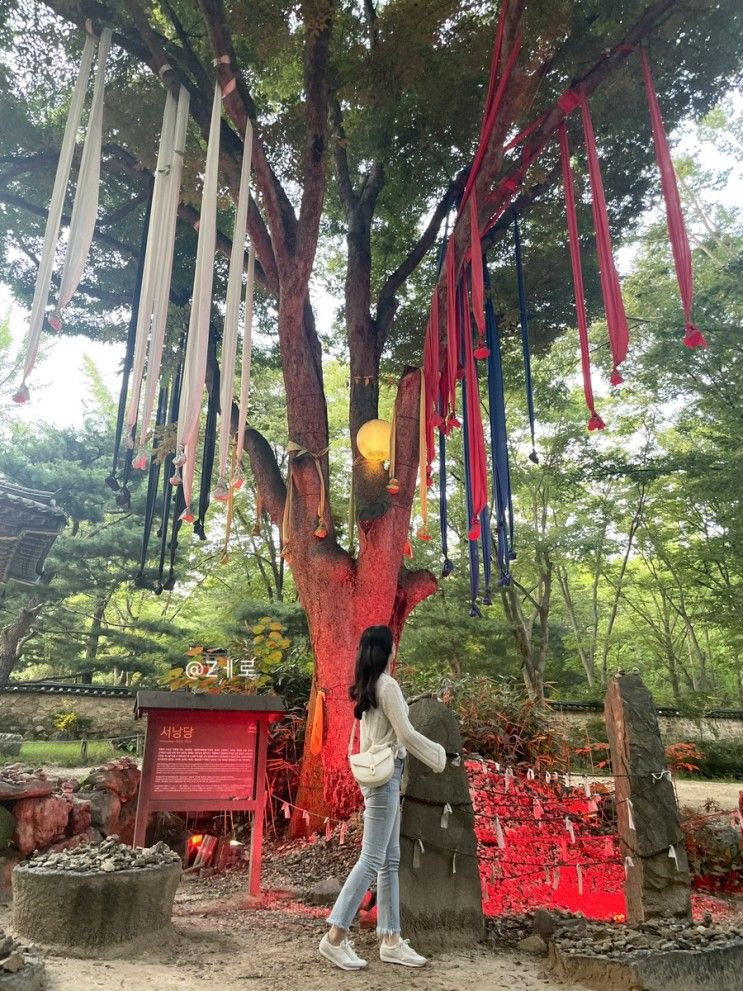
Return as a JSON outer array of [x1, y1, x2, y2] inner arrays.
[[552, 709, 743, 744], [0, 690, 139, 740]]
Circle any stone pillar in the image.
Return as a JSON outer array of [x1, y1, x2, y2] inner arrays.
[[604, 673, 692, 924], [399, 698, 484, 950]]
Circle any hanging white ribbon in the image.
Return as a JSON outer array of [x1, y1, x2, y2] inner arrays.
[[233, 243, 256, 485], [563, 772, 572, 788], [626, 797, 636, 832], [339, 822, 347, 846], [624, 855, 635, 876], [533, 799, 543, 821], [14, 30, 97, 401], [281, 802, 290, 819], [544, 771, 551, 785], [174, 82, 222, 520], [651, 770, 672, 783], [526, 767, 535, 781], [52, 28, 112, 327], [504, 766, 514, 792], [552, 867, 560, 890], [134, 85, 191, 467], [215, 116, 254, 499], [565, 817, 575, 844], [668, 845, 680, 872], [125, 90, 178, 447], [451, 852, 458, 875], [413, 839, 424, 869], [302, 809, 310, 824], [324, 817, 332, 840], [440, 803, 453, 830], [494, 815, 506, 849], [494, 762, 500, 772], [544, 865, 551, 885], [584, 778, 592, 798], [576, 864, 584, 896]]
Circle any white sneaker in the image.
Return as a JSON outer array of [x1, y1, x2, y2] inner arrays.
[[380, 937, 427, 967], [319, 933, 368, 970]]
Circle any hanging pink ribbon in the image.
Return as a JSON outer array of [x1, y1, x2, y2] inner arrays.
[[422, 294, 440, 472], [579, 90, 629, 385], [640, 47, 706, 349], [559, 122, 605, 432]]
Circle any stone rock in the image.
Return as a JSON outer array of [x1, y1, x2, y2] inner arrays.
[[11, 796, 71, 856], [604, 673, 691, 924], [81, 759, 140, 802], [400, 698, 484, 951], [0, 734, 22, 758], [67, 797, 92, 836], [0, 767, 53, 803], [85, 789, 121, 836], [115, 799, 137, 847], [46, 828, 102, 855], [0, 807, 15, 851], [0, 852, 24, 904], [304, 877, 342, 906], [518, 935, 548, 956], [12, 852, 181, 957], [0, 950, 23, 973]]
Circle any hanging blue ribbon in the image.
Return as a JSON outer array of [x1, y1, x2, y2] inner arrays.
[[436, 209, 454, 578], [514, 216, 538, 464], [480, 506, 493, 604], [484, 259, 514, 584]]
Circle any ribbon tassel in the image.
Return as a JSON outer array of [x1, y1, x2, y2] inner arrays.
[[494, 815, 506, 849], [640, 47, 706, 350], [413, 839, 425, 870], [579, 90, 630, 384], [626, 798, 636, 832], [441, 803, 453, 830]]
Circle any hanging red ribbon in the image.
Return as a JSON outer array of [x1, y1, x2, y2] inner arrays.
[[559, 122, 605, 432], [462, 298, 488, 540], [445, 237, 460, 423], [640, 47, 706, 349], [470, 193, 486, 351], [579, 91, 629, 385]]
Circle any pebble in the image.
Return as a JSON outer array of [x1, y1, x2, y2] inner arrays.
[[24, 838, 181, 873]]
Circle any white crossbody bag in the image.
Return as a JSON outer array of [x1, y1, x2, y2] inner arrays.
[[348, 718, 395, 788]]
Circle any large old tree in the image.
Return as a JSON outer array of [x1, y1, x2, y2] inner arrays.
[[1, 0, 741, 821]]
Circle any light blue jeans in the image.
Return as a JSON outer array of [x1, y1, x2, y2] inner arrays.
[[327, 758, 403, 936]]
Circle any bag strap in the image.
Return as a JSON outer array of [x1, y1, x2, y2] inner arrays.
[[348, 717, 358, 757]]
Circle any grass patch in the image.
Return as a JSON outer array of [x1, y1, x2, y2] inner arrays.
[[0, 740, 125, 769]]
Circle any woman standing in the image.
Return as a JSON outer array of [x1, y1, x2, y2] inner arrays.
[[319, 625, 448, 971]]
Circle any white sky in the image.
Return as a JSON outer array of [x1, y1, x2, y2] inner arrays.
[[1, 95, 740, 430]]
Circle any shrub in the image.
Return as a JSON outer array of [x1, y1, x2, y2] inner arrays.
[[51, 710, 93, 739], [691, 740, 743, 780], [397, 669, 569, 769]]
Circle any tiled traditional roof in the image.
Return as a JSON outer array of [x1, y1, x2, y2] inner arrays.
[[0, 480, 66, 586]]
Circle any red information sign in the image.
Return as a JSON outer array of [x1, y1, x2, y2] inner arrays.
[[133, 691, 284, 896], [151, 711, 257, 801]]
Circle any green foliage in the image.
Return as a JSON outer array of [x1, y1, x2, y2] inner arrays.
[[51, 710, 93, 739], [0, 739, 122, 768]]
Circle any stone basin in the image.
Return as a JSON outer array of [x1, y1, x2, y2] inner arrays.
[[11, 861, 181, 958]]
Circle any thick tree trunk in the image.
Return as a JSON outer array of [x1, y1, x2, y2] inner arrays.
[[0, 597, 45, 687]]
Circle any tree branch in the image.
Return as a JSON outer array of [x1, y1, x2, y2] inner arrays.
[[295, 0, 334, 289], [242, 429, 287, 527]]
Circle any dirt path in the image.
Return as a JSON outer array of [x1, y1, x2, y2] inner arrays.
[[5, 895, 584, 991]]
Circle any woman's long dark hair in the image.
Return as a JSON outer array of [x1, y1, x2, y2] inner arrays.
[[349, 625, 394, 719]]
